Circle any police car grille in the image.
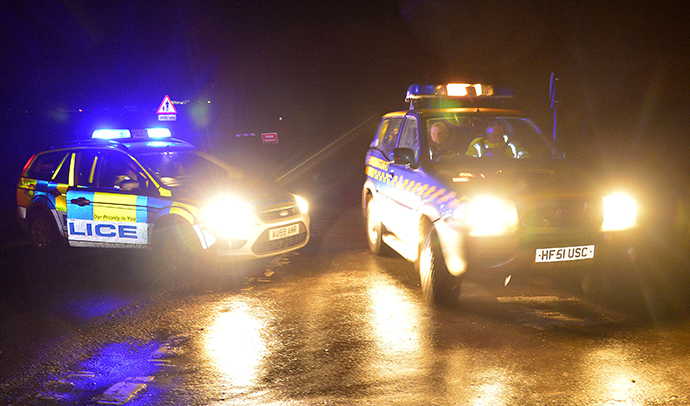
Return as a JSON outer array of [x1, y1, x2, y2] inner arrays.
[[517, 198, 602, 228], [252, 231, 308, 255], [257, 206, 299, 222]]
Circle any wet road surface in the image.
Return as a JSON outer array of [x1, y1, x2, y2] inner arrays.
[[2, 199, 690, 405]]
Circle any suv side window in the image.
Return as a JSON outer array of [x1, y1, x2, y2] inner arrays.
[[398, 117, 420, 164], [97, 150, 149, 191], [26, 151, 69, 181], [372, 117, 402, 160], [53, 153, 72, 184], [74, 150, 100, 187]]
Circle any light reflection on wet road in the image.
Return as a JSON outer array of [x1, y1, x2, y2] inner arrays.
[[2, 204, 690, 405], [171, 205, 690, 405]]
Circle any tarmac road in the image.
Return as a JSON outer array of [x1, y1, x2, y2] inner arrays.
[[2, 130, 690, 404], [2, 195, 690, 405]]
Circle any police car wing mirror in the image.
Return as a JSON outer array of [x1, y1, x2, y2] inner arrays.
[[391, 148, 416, 167]]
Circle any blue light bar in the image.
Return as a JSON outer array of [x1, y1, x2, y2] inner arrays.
[[92, 129, 132, 140], [146, 141, 172, 147], [406, 83, 497, 101], [406, 84, 444, 100], [146, 128, 172, 138]]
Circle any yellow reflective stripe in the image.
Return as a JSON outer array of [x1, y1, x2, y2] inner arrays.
[[69, 153, 76, 186], [55, 184, 69, 212], [93, 193, 137, 222], [89, 156, 98, 184], [438, 191, 457, 204], [170, 204, 196, 224], [430, 188, 446, 200], [18, 177, 37, 190], [51, 154, 70, 181]]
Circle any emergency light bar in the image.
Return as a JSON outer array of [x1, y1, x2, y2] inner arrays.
[[91, 128, 171, 140], [145, 128, 172, 138], [406, 83, 495, 101], [92, 129, 131, 140], [405, 83, 515, 110]]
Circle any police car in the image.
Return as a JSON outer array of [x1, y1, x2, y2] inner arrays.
[[16, 128, 310, 263], [362, 83, 637, 305]]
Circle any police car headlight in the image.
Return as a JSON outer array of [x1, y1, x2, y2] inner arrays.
[[204, 196, 256, 236], [295, 194, 309, 214], [602, 193, 637, 231], [454, 196, 519, 236]]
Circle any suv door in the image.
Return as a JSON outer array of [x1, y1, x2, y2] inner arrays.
[[382, 115, 423, 245], [365, 116, 402, 224], [66, 149, 155, 247]]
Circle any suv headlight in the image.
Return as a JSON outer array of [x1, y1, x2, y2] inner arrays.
[[602, 193, 637, 231], [454, 196, 519, 236], [204, 196, 256, 237]]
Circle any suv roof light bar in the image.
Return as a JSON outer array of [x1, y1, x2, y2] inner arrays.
[[405, 83, 513, 110]]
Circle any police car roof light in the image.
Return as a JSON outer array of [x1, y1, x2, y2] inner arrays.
[[446, 83, 493, 97], [406, 83, 494, 101], [406, 84, 445, 100], [146, 141, 173, 148], [92, 129, 132, 140], [146, 128, 172, 139]]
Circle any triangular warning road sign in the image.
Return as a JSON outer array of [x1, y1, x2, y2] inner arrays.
[[157, 95, 177, 114]]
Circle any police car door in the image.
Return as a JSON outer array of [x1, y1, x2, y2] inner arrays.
[[366, 116, 402, 227], [384, 115, 423, 246], [66, 149, 152, 248]]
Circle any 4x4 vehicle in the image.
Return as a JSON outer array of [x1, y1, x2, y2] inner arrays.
[[16, 128, 310, 263], [362, 83, 637, 305]]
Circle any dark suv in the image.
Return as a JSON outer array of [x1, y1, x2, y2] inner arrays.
[[362, 83, 637, 305]]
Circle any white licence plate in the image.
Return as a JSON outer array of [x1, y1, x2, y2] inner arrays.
[[269, 224, 299, 241], [535, 245, 595, 263]]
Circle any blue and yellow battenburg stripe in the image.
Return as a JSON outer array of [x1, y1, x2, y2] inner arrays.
[[366, 157, 459, 209], [67, 192, 151, 245], [66, 191, 203, 246]]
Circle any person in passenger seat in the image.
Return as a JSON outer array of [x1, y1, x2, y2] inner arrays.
[[466, 120, 529, 159]]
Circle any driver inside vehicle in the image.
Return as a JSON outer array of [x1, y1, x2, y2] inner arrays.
[[113, 165, 145, 191], [429, 122, 450, 158], [466, 120, 529, 159]]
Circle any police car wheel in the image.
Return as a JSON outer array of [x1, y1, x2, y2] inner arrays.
[[152, 218, 201, 270], [419, 225, 461, 306], [29, 209, 63, 251], [366, 197, 390, 255]]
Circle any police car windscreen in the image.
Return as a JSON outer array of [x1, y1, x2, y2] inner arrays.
[[134, 150, 239, 188]]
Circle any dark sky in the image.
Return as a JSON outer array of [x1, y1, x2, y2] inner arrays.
[[2, 0, 689, 168]]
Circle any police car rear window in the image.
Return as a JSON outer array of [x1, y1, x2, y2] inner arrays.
[[26, 151, 69, 181]]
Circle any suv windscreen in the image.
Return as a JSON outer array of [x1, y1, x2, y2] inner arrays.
[[425, 114, 554, 164], [134, 150, 243, 189]]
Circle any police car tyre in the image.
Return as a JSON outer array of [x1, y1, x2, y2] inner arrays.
[[419, 225, 461, 306], [152, 217, 202, 270], [366, 197, 390, 255], [29, 209, 64, 251]]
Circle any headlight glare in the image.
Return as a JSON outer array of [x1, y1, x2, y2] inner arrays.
[[456, 196, 519, 236], [204, 196, 256, 236], [602, 193, 637, 231], [295, 194, 309, 214]]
